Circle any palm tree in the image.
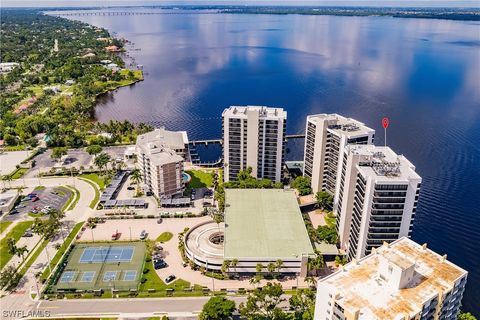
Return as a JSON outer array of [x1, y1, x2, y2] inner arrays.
[[249, 275, 261, 288], [275, 259, 283, 277], [221, 259, 231, 275], [304, 276, 317, 288], [255, 263, 264, 275], [94, 152, 111, 175], [130, 168, 143, 195], [231, 259, 239, 276], [213, 214, 223, 232], [7, 238, 16, 255], [267, 262, 276, 276], [15, 245, 29, 261]]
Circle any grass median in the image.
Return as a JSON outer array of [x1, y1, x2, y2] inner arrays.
[[60, 186, 80, 211], [0, 221, 13, 234], [156, 232, 173, 243], [40, 222, 84, 282], [0, 221, 35, 269]]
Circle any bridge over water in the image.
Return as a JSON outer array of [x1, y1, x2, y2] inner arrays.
[[51, 11, 215, 17]]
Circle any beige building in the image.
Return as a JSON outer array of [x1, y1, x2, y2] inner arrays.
[[314, 237, 468, 320], [135, 129, 186, 198], [303, 114, 375, 194], [335, 145, 421, 260], [222, 106, 287, 182]]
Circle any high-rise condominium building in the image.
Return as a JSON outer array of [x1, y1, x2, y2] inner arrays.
[[303, 114, 375, 194], [335, 145, 421, 260], [135, 129, 186, 198], [314, 237, 467, 320], [222, 106, 286, 182]]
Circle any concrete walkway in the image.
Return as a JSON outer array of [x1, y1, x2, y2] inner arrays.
[[1, 177, 96, 318]]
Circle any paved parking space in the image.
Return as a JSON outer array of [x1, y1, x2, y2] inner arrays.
[[6, 187, 71, 221], [0, 151, 30, 175], [25, 146, 133, 178]]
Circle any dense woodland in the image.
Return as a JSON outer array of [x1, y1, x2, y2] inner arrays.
[[0, 9, 151, 149]]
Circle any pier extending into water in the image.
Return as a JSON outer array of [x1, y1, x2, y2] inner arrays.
[[190, 133, 305, 146]]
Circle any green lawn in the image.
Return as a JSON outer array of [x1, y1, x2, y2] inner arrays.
[[0, 221, 13, 234], [60, 186, 80, 211], [0, 221, 35, 269], [139, 255, 191, 292], [156, 232, 173, 243], [80, 173, 108, 190], [40, 222, 84, 282], [6, 167, 28, 180], [19, 238, 49, 276], [324, 211, 336, 228], [186, 170, 214, 189], [78, 176, 101, 209]]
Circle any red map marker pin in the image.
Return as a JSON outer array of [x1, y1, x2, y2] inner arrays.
[[382, 117, 389, 129]]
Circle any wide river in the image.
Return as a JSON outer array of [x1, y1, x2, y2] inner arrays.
[[65, 9, 480, 312]]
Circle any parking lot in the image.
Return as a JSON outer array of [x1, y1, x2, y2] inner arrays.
[[25, 146, 133, 178], [7, 186, 71, 221]]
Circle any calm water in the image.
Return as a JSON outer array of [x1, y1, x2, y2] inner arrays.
[[69, 10, 480, 312]]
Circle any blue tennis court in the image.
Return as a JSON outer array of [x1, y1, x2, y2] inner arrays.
[[59, 271, 76, 283], [79, 246, 135, 263], [103, 271, 117, 281], [123, 270, 137, 281], [80, 271, 95, 282]]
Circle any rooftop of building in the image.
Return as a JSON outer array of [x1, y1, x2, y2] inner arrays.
[[148, 148, 183, 166], [222, 105, 287, 119], [223, 189, 314, 259], [319, 237, 467, 320], [136, 128, 189, 153], [307, 113, 375, 137], [348, 145, 421, 182]]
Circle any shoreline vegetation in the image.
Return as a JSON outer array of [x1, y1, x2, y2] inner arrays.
[[0, 9, 152, 150], [44, 6, 480, 21]]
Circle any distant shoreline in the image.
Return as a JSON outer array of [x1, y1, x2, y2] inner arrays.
[[33, 5, 480, 22]]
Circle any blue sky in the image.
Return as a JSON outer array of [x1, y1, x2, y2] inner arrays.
[[2, 1, 479, 8]]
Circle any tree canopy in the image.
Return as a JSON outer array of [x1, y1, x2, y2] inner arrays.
[[238, 282, 289, 320], [292, 176, 312, 196], [199, 296, 236, 320]]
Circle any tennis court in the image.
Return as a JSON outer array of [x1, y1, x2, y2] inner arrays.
[[79, 246, 135, 263], [53, 242, 146, 292]]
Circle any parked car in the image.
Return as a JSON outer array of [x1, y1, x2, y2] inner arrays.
[[27, 193, 38, 198], [154, 259, 167, 269], [23, 230, 33, 237], [139, 230, 147, 240], [21, 197, 31, 202], [157, 217, 163, 224], [111, 231, 120, 240], [9, 209, 19, 215], [31, 196, 40, 202], [165, 275, 176, 283], [127, 186, 135, 190]]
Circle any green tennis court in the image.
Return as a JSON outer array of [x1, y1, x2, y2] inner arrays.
[[53, 241, 146, 292]]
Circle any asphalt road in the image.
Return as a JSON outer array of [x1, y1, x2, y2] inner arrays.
[[33, 296, 250, 318]]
